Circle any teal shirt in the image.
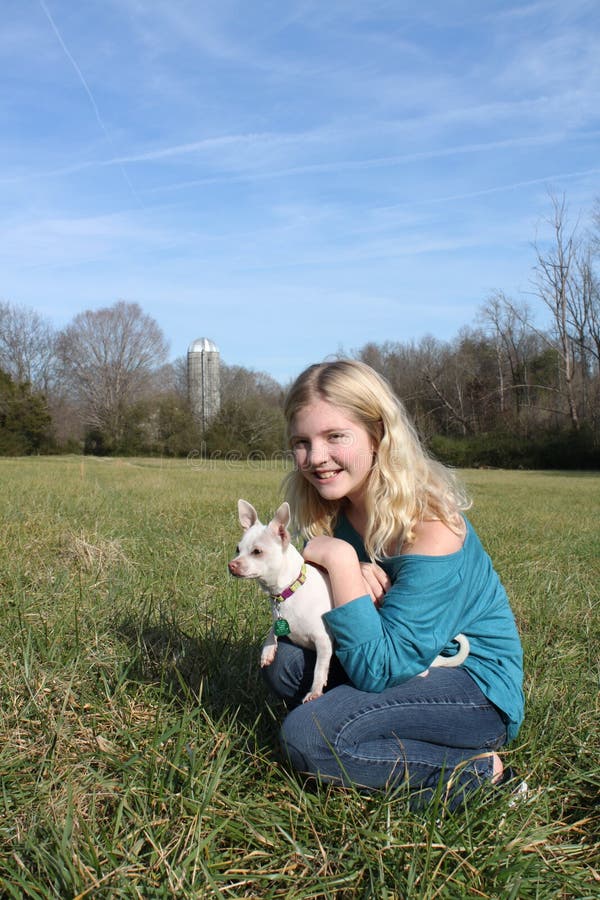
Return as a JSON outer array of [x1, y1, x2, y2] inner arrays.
[[324, 516, 524, 742]]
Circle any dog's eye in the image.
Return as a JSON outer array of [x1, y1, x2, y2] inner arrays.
[[251, 548, 262, 556]]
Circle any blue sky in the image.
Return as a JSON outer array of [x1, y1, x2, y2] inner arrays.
[[2, 0, 600, 384]]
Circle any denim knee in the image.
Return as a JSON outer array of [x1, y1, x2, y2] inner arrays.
[[280, 705, 321, 776], [262, 638, 350, 707], [261, 638, 317, 706]]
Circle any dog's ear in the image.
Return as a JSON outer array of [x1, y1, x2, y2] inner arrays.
[[238, 499, 258, 530], [269, 502, 291, 548], [274, 502, 291, 528]]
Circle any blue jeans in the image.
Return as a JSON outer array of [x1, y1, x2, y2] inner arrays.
[[262, 638, 508, 810]]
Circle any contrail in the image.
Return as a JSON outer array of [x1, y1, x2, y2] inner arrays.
[[389, 167, 600, 209], [38, 0, 140, 203]]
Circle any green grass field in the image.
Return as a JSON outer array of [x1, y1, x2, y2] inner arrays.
[[0, 456, 598, 898]]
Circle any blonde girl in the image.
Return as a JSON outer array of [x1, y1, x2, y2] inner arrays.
[[262, 359, 525, 810]]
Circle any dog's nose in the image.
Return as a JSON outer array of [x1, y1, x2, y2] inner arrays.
[[228, 560, 238, 574]]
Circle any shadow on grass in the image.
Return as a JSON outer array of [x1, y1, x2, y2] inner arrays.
[[560, 776, 600, 841], [114, 610, 282, 746]]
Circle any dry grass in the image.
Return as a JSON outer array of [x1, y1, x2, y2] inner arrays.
[[61, 531, 132, 574]]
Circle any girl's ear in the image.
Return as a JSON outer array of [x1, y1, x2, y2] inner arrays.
[[374, 418, 385, 444]]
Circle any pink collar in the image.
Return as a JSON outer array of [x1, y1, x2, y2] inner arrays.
[[271, 563, 307, 603]]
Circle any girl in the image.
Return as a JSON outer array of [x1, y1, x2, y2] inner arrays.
[[262, 359, 525, 810]]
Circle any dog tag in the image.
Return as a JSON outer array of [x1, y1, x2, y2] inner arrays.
[[274, 618, 290, 637]]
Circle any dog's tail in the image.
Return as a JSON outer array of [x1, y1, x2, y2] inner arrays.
[[430, 633, 470, 669]]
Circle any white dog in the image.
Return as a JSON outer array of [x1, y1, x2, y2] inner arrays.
[[228, 499, 469, 702], [229, 499, 333, 702]]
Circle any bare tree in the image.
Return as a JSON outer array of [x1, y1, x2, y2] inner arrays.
[[581, 202, 600, 370], [0, 301, 56, 391], [419, 334, 474, 436], [532, 194, 581, 430], [577, 254, 600, 367], [204, 363, 284, 456], [56, 301, 169, 448], [166, 355, 190, 400], [219, 364, 282, 404], [479, 293, 508, 416], [356, 339, 434, 435], [479, 292, 539, 427]]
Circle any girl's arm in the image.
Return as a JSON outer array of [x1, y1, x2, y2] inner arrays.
[[306, 530, 470, 691], [302, 536, 371, 606]]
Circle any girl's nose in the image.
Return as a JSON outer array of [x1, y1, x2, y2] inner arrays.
[[308, 440, 328, 467]]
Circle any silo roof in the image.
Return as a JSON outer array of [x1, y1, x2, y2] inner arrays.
[[188, 337, 219, 353]]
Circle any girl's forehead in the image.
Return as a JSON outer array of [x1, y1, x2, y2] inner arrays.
[[291, 399, 362, 433]]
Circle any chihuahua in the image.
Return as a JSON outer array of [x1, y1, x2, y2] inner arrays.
[[229, 499, 333, 702], [228, 499, 469, 702]]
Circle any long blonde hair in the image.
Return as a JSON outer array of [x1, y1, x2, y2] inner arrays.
[[283, 359, 470, 559]]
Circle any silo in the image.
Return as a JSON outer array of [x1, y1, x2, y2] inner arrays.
[[187, 337, 220, 431]]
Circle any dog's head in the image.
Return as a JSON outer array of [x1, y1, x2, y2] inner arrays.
[[228, 499, 292, 587]]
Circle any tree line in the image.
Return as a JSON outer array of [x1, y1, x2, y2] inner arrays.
[[0, 296, 287, 459], [1, 193, 599, 468]]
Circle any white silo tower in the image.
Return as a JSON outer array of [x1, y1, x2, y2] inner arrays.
[[187, 337, 220, 431]]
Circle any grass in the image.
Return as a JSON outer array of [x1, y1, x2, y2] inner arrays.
[[0, 456, 598, 898]]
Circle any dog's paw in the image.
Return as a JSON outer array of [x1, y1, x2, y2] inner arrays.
[[260, 647, 277, 667], [302, 689, 323, 703]]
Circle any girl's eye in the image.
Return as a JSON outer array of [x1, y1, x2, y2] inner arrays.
[[329, 432, 351, 444]]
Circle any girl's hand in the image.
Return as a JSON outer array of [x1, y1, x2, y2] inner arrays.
[[359, 562, 390, 606], [302, 537, 366, 609], [302, 536, 358, 570]]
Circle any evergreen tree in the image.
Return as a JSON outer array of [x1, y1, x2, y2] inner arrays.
[[0, 369, 54, 455]]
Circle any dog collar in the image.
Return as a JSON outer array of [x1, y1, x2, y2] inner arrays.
[[271, 563, 307, 604]]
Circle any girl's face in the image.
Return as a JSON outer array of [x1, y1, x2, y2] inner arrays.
[[289, 399, 376, 508]]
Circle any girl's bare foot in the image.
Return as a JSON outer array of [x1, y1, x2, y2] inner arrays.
[[491, 753, 504, 784]]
